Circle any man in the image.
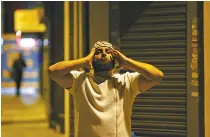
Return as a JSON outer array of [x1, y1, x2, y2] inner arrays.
[[12, 52, 26, 96], [48, 41, 164, 137]]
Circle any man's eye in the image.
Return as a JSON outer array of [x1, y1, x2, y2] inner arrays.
[[95, 50, 101, 54], [106, 50, 111, 53]]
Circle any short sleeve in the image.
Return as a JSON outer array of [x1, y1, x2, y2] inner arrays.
[[125, 72, 141, 97], [68, 70, 83, 95]]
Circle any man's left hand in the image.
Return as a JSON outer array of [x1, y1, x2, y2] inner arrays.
[[112, 49, 128, 68]]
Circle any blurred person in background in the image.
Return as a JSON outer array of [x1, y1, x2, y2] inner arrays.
[[48, 41, 164, 137], [12, 52, 26, 96]]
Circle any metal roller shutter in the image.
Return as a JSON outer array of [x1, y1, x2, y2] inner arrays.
[[119, 2, 187, 137]]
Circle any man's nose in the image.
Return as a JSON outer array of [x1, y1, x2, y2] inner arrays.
[[101, 50, 107, 57]]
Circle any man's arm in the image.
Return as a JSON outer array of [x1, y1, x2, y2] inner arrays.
[[113, 50, 164, 92], [126, 58, 164, 91], [48, 49, 95, 89], [22, 60, 26, 68], [48, 58, 87, 89]]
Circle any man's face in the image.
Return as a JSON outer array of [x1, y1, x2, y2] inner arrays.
[[92, 47, 115, 72]]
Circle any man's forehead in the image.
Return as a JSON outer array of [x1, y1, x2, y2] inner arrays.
[[95, 46, 112, 50]]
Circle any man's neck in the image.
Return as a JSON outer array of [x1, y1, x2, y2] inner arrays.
[[94, 70, 113, 78]]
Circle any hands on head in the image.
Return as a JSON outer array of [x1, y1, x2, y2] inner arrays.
[[85, 46, 129, 70], [111, 49, 128, 68], [85, 48, 96, 69]]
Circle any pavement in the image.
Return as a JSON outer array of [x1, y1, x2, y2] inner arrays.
[[2, 121, 64, 137], [1, 88, 64, 137]]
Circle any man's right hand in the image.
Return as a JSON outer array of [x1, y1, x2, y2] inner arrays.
[[85, 48, 95, 69]]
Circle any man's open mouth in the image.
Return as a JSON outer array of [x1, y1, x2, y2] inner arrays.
[[101, 58, 107, 61]]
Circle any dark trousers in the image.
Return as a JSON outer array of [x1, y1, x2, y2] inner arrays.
[[15, 76, 22, 96]]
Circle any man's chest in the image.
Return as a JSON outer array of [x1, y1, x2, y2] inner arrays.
[[75, 78, 123, 112]]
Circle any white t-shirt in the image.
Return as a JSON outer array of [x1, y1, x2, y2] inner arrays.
[[69, 70, 141, 137]]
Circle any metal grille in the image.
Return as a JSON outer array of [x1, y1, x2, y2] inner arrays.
[[119, 2, 187, 137]]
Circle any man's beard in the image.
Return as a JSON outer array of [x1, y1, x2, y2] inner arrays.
[[92, 60, 115, 72]]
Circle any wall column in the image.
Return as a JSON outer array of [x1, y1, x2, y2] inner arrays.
[[89, 1, 109, 48], [204, 2, 210, 137]]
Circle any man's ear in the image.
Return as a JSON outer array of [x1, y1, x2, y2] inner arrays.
[[92, 55, 96, 61], [111, 53, 115, 60], [112, 55, 116, 68]]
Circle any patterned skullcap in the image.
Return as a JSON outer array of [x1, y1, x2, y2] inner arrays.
[[93, 41, 114, 49]]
